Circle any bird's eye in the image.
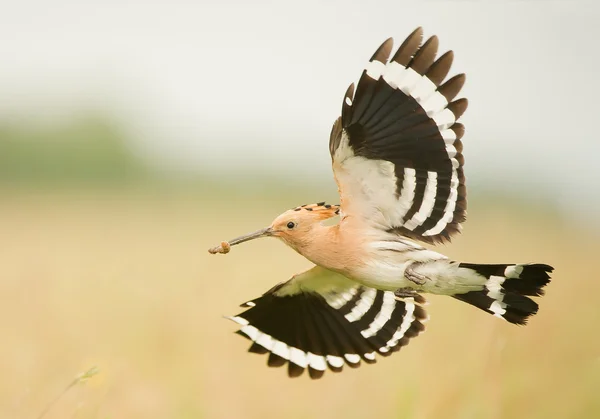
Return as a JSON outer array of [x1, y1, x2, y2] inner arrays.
[[287, 221, 296, 229]]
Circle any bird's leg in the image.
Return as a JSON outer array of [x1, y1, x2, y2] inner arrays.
[[405, 261, 429, 285], [394, 287, 427, 305], [394, 287, 420, 298]]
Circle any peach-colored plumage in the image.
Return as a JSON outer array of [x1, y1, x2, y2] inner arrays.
[[208, 27, 553, 379], [210, 203, 367, 274]]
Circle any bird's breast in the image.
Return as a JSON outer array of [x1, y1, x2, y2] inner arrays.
[[341, 237, 448, 290]]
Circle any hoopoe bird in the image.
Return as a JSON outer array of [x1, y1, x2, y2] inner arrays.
[[208, 27, 553, 379]]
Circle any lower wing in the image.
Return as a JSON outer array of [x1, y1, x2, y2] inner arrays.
[[227, 266, 428, 379]]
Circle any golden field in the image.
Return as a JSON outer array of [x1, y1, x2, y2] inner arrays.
[[1, 187, 598, 419]]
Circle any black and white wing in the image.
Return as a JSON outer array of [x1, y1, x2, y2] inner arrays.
[[227, 266, 427, 379], [330, 27, 468, 244]]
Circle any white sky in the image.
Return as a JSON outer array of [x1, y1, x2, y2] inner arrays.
[[1, 0, 599, 223]]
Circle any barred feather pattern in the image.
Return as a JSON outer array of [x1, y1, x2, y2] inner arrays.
[[227, 274, 427, 379], [330, 27, 468, 244], [452, 263, 553, 325]]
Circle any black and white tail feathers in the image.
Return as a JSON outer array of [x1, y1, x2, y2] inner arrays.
[[453, 263, 553, 325]]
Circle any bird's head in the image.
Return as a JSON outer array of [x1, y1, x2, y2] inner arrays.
[[210, 203, 340, 254]]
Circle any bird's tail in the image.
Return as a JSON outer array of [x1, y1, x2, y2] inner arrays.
[[452, 263, 553, 325]]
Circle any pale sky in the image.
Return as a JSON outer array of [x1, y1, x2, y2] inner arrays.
[[1, 0, 598, 224]]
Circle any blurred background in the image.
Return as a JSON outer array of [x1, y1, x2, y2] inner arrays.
[[1, 1, 599, 418]]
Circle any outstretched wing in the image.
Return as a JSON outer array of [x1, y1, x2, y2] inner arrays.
[[329, 27, 468, 244], [227, 266, 427, 379]]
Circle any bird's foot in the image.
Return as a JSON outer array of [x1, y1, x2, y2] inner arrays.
[[405, 262, 428, 285], [394, 287, 420, 298], [394, 287, 427, 305]]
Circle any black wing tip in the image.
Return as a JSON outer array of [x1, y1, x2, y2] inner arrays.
[[228, 287, 428, 379], [334, 26, 468, 245], [287, 362, 304, 378], [427, 50, 455, 85], [267, 352, 287, 367], [308, 368, 326, 379], [345, 82, 355, 98], [404, 26, 425, 47], [409, 35, 440, 75], [439, 73, 466, 102], [391, 27, 424, 64], [370, 37, 394, 62]]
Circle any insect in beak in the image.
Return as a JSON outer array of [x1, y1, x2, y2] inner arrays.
[[208, 227, 272, 254], [227, 227, 273, 246]]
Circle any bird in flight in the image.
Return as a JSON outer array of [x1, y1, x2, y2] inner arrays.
[[208, 27, 553, 379]]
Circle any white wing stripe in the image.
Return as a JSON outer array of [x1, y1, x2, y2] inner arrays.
[[324, 287, 358, 310], [345, 288, 377, 322], [227, 316, 249, 326], [403, 171, 438, 230], [411, 76, 437, 103], [365, 60, 386, 80], [364, 352, 376, 360], [433, 108, 456, 131], [382, 61, 409, 89], [255, 332, 274, 351], [423, 169, 459, 236], [332, 36, 467, 242], [441, 129, 457, 142], [271, 340, 290, 360], [421, 91, 449, 117], [397, 67, 422, 95], [360, 291, 397, 338], [289, 347, 308, 368], [326, 355, 345, 368], [240, 324, 259, 340], [394, 167, 416, 220], [381, 61, 449, 119], [344, 353, 361, 364], [307, 352, 327, 371], [241, 326, 339, 370], [446, 144, 457, 158], [383, 298, 416, 350]]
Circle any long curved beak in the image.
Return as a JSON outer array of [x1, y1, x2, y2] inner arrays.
[[227, 227, 273, 247]]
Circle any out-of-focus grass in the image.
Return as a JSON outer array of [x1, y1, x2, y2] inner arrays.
[[36, 366, 99, 419], [0, 117, 148, 186], [0, 186, 598, 419], [1, 117, 597, 417]]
